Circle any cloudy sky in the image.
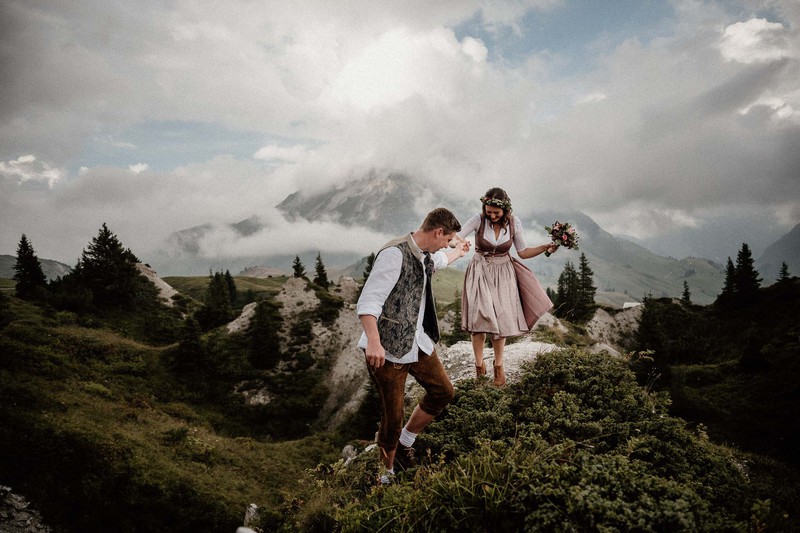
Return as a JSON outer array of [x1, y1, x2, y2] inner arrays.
[[1, 0, 798, 269]]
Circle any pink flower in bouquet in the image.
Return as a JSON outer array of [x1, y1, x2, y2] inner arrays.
[[543, 220, 579, 256]]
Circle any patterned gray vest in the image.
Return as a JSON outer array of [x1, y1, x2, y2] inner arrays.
[[376, 234, 439, 357]]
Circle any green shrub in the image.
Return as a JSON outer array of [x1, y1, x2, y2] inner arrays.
[[298, 349, 781, 531], [313, 289, 344, 326]]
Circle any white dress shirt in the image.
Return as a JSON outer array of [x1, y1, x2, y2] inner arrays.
[[357, 234, 449, 364]]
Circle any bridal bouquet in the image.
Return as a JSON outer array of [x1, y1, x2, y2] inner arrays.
[[544, 221, 579, 256]]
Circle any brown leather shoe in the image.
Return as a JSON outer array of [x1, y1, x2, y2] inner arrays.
[[493, 365, 506, 387], [394, 445, 417, 471], [476, 361, 487, 378]]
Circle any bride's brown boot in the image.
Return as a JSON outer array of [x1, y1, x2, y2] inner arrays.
[[493, 365, 506, 387], [476, 361, 487, 379]]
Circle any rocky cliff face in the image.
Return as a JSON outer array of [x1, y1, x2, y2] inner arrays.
[[0, 486, 52, 533], [223, 274, 642, 432], [226, 276, 369, 429]]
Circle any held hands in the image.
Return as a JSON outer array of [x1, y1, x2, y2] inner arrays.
[[449, 234, 471, 256]]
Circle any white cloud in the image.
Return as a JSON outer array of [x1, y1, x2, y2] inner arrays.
[[462, 36, 488, 62], [719, 18, 793, 64], [128, 163, 149, 174], [1, 1, 799, 263], [739, 95, 800, 122], [591, 204, 701, 240], [325, 27, 484, 112], [575, 92, 607, 105], [192, 213, 392, 260], [0, 155, 64, 187], [253, 144, 310, 162]]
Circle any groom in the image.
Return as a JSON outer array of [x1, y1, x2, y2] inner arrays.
[[357, 207, 470, 484]]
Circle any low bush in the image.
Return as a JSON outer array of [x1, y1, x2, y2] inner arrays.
[[297, 348, 794, 531]]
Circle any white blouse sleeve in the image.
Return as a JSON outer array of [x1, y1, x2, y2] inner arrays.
[[513, 217, 529, 251], [458, 213, 481, 239]]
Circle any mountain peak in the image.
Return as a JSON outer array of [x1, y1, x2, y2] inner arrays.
[[276, 170, 446, 234]]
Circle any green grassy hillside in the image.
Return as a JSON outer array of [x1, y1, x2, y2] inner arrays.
[[633, 278, 800, 463], [0, 277, 14, 292], [163, 275, 288, 309], [2, 271, 797, 531], [431, 268, 464, 306], [0, 296, 338, 532]]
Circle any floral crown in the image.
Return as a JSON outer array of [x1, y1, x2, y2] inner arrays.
[[480, 196, 512, 211]]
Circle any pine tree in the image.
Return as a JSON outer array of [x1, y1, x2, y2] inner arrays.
[[196, 271, 234, 330], [555, 261, 579, 320], [313, 252, 329, 288], [73, 223, 142, 307], [778, 262, 790, 283], [249, 299, 284, 369], [681, 281, 692, 305], [718, 257, 736, 306], [363, 252, 376, 284], [13, 234, 48, 300], [546, 286, 557, 306], [734, 242, 761, 304], [224, 270, 237, 304], [576, 253, 596, 319], [173, 316, 204, 374], [292, 256, 306, 278], [446, 289, 470, 344]]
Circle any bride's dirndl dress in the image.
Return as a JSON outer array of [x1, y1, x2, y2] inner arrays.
[[460, 215, 552, 339]]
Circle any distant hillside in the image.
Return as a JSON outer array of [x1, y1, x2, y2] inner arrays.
[[757, 223, 800, 283], [157, 173, 725, 304], [517, 210, 724, 304], [0, 254, 72, 281]]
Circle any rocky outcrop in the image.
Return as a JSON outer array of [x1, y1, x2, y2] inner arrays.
[[136, 263, 178, 307], [229, 274, 643, 432], [438, 335, 559, 385], [585, 306, 643, 354], [331, 276, 359, 305], [0, 486, 52, 533], [227, 302, 258, 334]]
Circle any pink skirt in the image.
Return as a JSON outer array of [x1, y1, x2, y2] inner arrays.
[[461, 254, 529, 339]]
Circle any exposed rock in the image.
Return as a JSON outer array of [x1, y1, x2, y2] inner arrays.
[[0, 485, 52, 533], [276, 277, 320, 319], [136, 263, 178, 307], [588, 342, 621, 357], [436, 334, 559, 386], [438, 310, 456, 336], [533, 312, 567, 332], [585, 306, 643, 353], [234, 382, 273, 406], [316, 301, 367, 431], [243, 503, 259, 526], [227, 302, 258, 333], [331, 276, 359, 304], [342, 444, 359, 466]]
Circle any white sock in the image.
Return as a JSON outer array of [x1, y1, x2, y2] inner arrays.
[[399, 427, 417, 447]]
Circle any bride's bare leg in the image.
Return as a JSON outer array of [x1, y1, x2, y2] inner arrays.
[[472, 333, 487, 377]]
